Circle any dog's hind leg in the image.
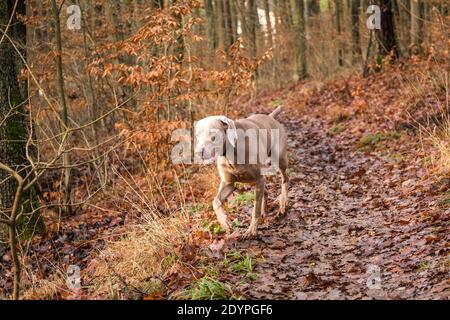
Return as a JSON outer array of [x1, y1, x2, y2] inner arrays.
[[213, 181, 235, 234], [261, 190, 266, 216], [279, 169, 289, 216], [243, 177, 265, 239]]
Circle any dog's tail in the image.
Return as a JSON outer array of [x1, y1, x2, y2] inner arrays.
[[270, 106, 283, 119]]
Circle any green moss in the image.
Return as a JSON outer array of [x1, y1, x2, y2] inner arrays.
[[357, 131, 401, 152], [328, 123, 346, 136], [2, 88, 44, 238]]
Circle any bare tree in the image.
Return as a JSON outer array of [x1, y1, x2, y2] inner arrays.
[[51, 0, 72, 215], [410, 0, 424, 54], [293, 0, 308, 80], [334, 0, 344, 66], [351, 0, 361, 64], [204, 0, 216, 59]]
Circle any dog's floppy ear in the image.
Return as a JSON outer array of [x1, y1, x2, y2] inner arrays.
[[217, 116, 238, 148]]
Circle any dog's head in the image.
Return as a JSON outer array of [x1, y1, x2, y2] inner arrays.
[[194, 116, 238, 165]]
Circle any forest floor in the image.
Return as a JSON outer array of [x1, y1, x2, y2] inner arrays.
[[183, 65, 450, 300], [202, 110, 448, 300], [1, 63, 449, 300]]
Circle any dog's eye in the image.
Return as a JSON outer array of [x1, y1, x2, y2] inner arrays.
[[211, 136, 216, 142]]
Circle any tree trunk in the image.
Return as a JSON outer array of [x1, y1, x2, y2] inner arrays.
[[307, 0, 320, 16], [105, 0, 124, 43], [376, 0, 399, 58], [410, 0, 424, 54], [247, 0, 258, 60], [223, 0, 234, 48], [351, 0, 361, 64], [263, 0, 274, 49], [0, 0, 43, 299], [204, 0, 216, 58], [398, 0, 411, 52], [51, 0, 72, 215], [171, 0, 185, 63], [293, 0, 307, 80], [230, 0, 238, 42], [234, 0, 248, 43], [335, 0, 344, 66], [76, 0, 99, 148], [0, 1, 24, 214], [281, 0, 293, 27]]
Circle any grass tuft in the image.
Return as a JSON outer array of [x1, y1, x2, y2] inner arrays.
[[224, 251, 256, 279], [231, 191, 255, 208], [183, 276, 240, 300]]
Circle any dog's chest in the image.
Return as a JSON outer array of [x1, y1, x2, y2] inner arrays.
[[218, 162, 259, 183]]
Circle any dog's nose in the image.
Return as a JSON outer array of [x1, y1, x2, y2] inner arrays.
[[194, 146, 204, 159]]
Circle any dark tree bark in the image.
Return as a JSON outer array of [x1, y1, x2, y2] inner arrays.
[[223, 0, 234, 47], [0, 0, 43, 299], [171, 0, 185, 63], [307, 0, 320, 16], [0, 1, 24, 214], [351, 0, 361, 63], [0, 0, 41, 222], [376, 0, 399, 58], [335, 0, 344, 66], [230, 0, 238, 42]]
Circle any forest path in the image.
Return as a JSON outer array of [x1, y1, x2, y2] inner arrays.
[[219, 111, 448, 300]]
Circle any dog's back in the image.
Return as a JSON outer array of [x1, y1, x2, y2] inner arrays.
[[222, 108, 288, 177]]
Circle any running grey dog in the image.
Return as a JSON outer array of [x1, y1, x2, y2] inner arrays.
[[194, 107, 288, 239]]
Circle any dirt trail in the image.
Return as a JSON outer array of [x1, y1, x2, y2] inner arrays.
[[222, 112, 449, 300]]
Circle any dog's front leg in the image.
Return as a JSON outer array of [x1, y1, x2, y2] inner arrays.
[[243, 177, 265, 239], [213, 181, 235, 234]]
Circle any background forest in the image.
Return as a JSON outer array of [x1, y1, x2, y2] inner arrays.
[[0, 0, 449, 300]]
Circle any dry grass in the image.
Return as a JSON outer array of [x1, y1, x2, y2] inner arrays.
[[21, 270, 67, 300], [405, 66, 449, 175], [88, 211, 190, 299], [86, 164, 219, 299], [429, 121, 450, 175]]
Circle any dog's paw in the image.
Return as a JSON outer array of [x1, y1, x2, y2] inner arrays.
[[276, 205, 288, 217], [241, 228, 258, 240]]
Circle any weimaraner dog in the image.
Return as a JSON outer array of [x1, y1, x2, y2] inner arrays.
[[194, 107, 288, 239]]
